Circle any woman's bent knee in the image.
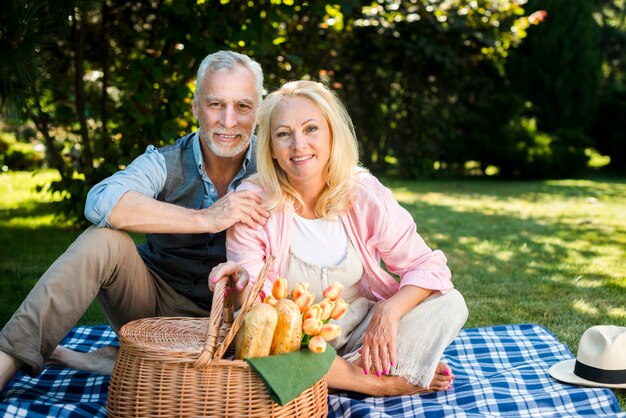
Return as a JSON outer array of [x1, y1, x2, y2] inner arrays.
[[443, 289, 469, 330]]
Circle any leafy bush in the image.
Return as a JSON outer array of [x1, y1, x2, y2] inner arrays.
[[450, 93, 590, 178], [0, 132, 45, 171], [589, 86, 626, 171], [3, 144, 44, 171], [0, 134, 9, 155], [507, 0, 602, 133]]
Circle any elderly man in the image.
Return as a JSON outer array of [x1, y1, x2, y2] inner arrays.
[[0, 50, 268, 390]]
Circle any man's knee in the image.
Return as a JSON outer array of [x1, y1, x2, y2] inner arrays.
[[73, 226, 136, 257]]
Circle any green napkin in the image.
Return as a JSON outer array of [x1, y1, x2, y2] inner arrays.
[[245, 346, 335, 405]]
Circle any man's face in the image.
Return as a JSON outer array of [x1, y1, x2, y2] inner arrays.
[[192, 65, 259, 158]]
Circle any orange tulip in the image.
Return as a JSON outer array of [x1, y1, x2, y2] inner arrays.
[[308, 335, 327, 353], [302, 318, 324, 336], [295, 292, 314, 313], [272, 277, 288, 300], [330, 298, 348, 320], [319, 298, 334, 321], [291, 282, 310, 301], [263, 294, 278, 306], [318, 324, 341, 342], [323, 281, 344, 301], [303, 304, 322, 322]]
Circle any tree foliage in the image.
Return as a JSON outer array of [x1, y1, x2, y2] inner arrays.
[[590, 0, 626, 171], [0, 0, 622, 222]]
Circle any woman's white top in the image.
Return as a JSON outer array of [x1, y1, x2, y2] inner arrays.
[[286, 214, 364, 304]]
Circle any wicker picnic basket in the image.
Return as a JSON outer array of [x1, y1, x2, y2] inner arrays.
[[107, 257, 328, 417]]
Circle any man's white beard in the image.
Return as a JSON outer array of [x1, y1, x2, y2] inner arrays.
[[201, 129, 251, 158]]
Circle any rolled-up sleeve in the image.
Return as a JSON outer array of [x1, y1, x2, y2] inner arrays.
[[84, 145, 167, 227], [368, 176, 453, 293]]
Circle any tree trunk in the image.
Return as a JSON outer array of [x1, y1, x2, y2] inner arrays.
[[30, 102, 70, 183], [71, 8, 93, 178]]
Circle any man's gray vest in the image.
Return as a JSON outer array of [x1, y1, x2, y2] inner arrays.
[[136, 132, 256, 309]]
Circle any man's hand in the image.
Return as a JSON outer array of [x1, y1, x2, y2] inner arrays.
[[204, 190, 269, 232]]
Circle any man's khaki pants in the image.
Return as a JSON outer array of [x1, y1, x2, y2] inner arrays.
[[0, 226, 209, 376]]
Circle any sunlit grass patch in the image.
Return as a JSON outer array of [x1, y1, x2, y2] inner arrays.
[[386, 177, 626, 356], [1, 170, 624, 407]]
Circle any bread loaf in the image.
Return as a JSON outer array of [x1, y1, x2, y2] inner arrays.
[[270, 298, 303, 355], [235, 303, 279, 359]]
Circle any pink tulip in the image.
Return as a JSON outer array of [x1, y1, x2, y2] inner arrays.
[[295, 292, 314, 313], [303, 304, 322, 322], [308, 336, 327, 353], [263, 294, 278, 306], [291, 282, 310, 301], [323, 281, 344, 301], [302, 318, 324, 336], [330, 298, 348, 320], [319, 298, 334, 321], [318, 324, 341, 342], [272, 277, 288, 300]]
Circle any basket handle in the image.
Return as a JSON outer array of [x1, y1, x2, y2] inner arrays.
[[195, 256, 275, 367]]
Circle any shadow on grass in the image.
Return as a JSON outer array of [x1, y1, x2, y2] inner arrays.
[[397, 197, 625, 353], [0, 200, 76, 225], [1, 178, 625, 408], [0, 195, 151, 328], [385, 175, 626, 196]]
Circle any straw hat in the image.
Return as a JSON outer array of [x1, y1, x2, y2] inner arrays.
[[549, 325, 626, 389]]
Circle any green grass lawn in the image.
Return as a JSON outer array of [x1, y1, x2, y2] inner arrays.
[[1, 169, 625, 408]]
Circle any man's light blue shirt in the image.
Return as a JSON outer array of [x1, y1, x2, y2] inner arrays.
[[85, 132, 253, 227]]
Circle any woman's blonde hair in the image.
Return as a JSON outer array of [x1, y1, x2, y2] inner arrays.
[[256, 80, 360, 218]]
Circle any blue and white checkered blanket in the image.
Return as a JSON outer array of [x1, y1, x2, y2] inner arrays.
[[0, 323, 623, 417]]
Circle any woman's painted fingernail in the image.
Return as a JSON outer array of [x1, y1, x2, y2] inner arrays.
[[390, 361, 394, 367], [448, 385, 452, 390], [383, 369, 388, 375], [376, 371, 381, 377], [443, 369, 450, 376], [210, 277, 217, 283], [363, 369, 368, 375]]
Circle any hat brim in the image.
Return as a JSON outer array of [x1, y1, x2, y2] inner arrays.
[[549, 359, 626, 389]]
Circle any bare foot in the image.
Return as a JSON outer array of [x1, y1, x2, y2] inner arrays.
[[352, 356, 454, 393], [430, 362, 454, 391], [46, 345, 118, 375], [0, 350, 24, 392]]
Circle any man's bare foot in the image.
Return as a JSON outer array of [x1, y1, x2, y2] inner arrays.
[[46, 345, 118, 375], [0, 350, 24, 392]]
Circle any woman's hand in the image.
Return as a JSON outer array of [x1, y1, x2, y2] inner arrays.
[[360, 285, 434, 377], [361, 301, 400, 378], [208, 261, 249, 292], [208, 261, 252, 309]]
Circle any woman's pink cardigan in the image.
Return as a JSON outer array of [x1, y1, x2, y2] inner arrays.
[[226, 171, 454, 301]]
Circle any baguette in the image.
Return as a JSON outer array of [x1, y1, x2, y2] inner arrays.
[[235, 303, 279, 359], [270, 298, 303, 355]]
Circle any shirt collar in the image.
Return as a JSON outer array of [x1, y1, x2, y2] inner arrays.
[[193, 131, 254, 177]]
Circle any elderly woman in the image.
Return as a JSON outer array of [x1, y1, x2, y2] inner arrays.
[[212, 80, 468, 396]]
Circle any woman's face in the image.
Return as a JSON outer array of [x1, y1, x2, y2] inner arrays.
[[270, 96, 332, 191]]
